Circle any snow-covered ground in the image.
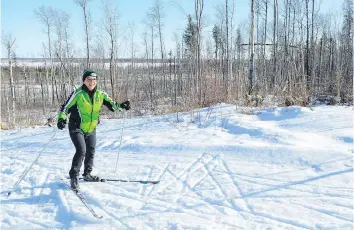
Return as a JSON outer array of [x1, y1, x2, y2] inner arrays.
[[1, 104, 353, 229]]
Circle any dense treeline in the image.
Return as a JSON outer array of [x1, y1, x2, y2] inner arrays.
[[1, 0, 352, 128]]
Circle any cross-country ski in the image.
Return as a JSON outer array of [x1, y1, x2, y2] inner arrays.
[[66, 177, 160, 184], [63, 183, 103, 219]]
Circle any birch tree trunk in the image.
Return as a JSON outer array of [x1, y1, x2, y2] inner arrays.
[[74, 0, 91, 67], [3, 36, 17, 127], [272, 0, 278, 89], [249, 0, 255, 95]]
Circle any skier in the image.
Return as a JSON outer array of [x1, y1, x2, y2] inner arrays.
[[57, 69, 130, 191]]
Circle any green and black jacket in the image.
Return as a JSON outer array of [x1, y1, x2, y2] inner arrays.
[[58, 85, 122, 134]]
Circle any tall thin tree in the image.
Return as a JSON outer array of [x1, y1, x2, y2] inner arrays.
[[34, 6, 54, 104], [249, 0, 255, 95], [2, 34, 16, 126], [101, 0, 120, 99], [74, 0, 92, 67]]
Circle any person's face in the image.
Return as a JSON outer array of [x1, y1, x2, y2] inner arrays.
[[84, 76, 97, 91]]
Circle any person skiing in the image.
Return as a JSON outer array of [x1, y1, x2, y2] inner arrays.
[[57, 69, 130, 191]]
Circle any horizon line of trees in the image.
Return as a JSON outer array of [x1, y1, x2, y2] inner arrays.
[[1, 0, 353, 128]]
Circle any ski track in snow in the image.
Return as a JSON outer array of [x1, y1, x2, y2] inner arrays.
[[1, 105, 353, 229]]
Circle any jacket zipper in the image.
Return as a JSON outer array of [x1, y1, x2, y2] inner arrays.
[[87, 91, 94, 133]]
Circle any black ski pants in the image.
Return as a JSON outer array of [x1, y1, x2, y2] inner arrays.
[[69, 129, 96, 178]]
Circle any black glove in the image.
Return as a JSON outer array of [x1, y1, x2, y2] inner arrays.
[[120, 101, 130, 110], [57, 119, 66, 130]]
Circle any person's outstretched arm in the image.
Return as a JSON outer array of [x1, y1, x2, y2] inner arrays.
[[102, 91, 130, 112]]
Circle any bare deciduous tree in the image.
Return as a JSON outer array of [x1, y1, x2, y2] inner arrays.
[[249, 0, 255, 95], [34, 6, 55, 104], [152, 0, 165, 61], [74, 0, 92, 67], [101, 0, 120, 99], [2, 34, 16, 126], [195, 0, 204, 104]]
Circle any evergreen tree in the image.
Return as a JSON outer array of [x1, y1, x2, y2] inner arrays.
[[183, 15, 197, 58]]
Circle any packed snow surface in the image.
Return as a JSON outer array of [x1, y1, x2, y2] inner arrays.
[[1, 104, 353, 229]]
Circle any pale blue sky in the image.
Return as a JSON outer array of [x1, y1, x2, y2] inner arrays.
[[1, 0, 344, 58]]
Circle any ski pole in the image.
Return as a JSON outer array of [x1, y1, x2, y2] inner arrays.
[[8, 130, 57, 196], [114, 111, 127, 173]]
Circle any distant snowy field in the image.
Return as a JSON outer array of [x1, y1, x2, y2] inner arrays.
[[1, 104, 353, 229], [0, 60, 167, 69]]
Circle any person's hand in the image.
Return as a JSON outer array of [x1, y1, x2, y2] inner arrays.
[[120, 101, 130, 110], [57, 119, 66, 130]]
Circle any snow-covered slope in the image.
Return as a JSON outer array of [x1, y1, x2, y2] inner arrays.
[[1, 105, 353, 229]]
